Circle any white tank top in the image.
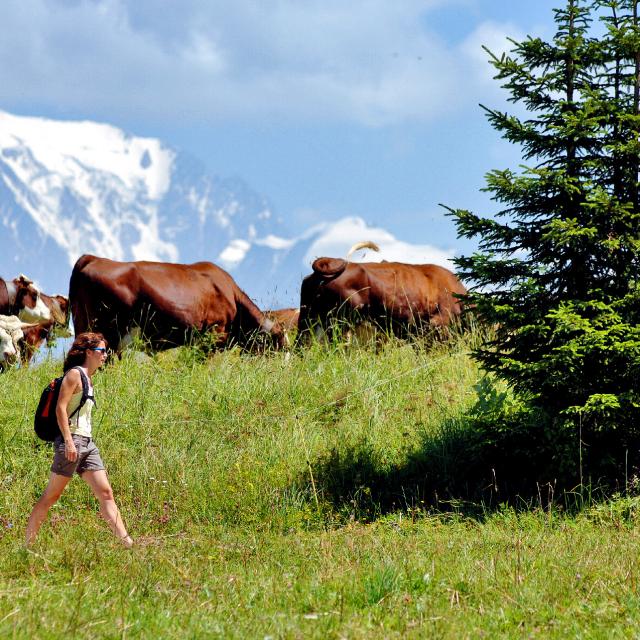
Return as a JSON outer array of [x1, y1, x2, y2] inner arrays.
[[67, 377, 95, 438]]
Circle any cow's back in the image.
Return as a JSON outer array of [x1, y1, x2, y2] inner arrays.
[[70, 256, 250, 350], [364, 261, 466, 323], [298, 259, 467, 335], [134, 260, 238, 329]]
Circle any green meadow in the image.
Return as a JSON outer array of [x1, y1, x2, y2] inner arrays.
[[1, 334, 640, 638]]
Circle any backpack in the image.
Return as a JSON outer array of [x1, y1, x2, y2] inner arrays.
[[34, 367, 95, 442]]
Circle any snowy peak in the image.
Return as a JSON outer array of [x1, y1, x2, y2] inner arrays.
[[0, 110, 286, 291], [0, 110, 173, 200], [0, 110, 179, 266]]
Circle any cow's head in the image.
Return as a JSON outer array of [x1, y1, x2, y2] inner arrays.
[[0, 316, 31, 369], [261, 317, 289, 351], [11, 275, 52, 323], [0, 327, 18, 368], [40, 293, 71, 335]]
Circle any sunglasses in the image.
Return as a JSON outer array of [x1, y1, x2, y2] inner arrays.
[[91, 347, 107, 353]]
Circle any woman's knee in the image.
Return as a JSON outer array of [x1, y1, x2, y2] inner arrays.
[[97, 487, 115, 503]]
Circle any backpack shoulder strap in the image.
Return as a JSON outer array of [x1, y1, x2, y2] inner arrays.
[[68, 367, 96, 420]]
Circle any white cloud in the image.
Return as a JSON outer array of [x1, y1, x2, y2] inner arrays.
[[218, 238, 251, 269], [459, 21, 526, 86], [255, 234, 296, 251], [304, 216, 455, 269], [0, 0, 523, 126]]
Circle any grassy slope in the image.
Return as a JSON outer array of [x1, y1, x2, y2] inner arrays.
[[1, 336, 640, 638]]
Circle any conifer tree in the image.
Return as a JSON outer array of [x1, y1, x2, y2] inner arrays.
[[446, 0, 640, 466]]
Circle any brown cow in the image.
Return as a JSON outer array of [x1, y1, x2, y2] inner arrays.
[[0, 275, 53, 323], [69, 255, 285, 354], [264, 308, 299, 345], [265, 308, 299, 331], [18, 316, 73, 365], [39, 292, 70, 327], [297, 257, 467, 343]]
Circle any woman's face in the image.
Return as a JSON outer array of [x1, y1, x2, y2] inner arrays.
[[86, 341, 108, 368]]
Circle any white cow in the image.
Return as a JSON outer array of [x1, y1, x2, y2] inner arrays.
[[0, 315, 33, 369]]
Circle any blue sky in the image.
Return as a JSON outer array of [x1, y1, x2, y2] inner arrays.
[[0, 0, 559, 256]]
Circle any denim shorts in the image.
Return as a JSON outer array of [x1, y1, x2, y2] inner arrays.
[[51, 434, 105, 477]]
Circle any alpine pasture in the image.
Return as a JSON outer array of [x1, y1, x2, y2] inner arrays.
[[2, 333, 640, 638]]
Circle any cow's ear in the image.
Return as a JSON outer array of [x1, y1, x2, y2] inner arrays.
[[17, 274, 34, 286], [313, 258, 347, 276]]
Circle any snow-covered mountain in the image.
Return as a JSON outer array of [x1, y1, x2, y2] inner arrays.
[[0, 110, 455, 308]]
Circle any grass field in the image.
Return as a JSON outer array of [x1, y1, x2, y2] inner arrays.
[[1, 334, 640, 638]]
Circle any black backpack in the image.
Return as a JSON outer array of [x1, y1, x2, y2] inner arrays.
[[34, 367, 95, 442]]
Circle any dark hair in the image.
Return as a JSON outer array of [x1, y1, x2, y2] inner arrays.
[[63, 332, 108, 372]]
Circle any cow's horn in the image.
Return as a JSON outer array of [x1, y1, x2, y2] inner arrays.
[[346, 241, 380, 261]]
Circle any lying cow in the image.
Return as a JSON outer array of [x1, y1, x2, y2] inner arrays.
[[0, 274, 53, 323], [70, 255, 286, 354], [297, 255, 467, 343]]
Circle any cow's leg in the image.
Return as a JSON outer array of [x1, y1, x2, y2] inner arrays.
[[18, 343, 37, 367], [117, 327, 141, 353], [428, 310, 455, 340], [313, 322, 328, 343]]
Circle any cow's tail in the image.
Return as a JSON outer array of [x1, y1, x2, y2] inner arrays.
[[346, 241, 380, 261]]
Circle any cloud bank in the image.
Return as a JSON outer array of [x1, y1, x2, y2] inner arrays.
[[0, 0, 520, 126]]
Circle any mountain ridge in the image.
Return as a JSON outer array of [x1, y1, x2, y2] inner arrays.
[[0, 110, 455, 308]]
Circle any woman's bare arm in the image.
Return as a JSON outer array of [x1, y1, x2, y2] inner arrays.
[[56, 369, 82, 461]]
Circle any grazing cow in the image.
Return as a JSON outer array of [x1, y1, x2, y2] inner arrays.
[[263, 308, 299, 347], [69, 255, 286, 354], [39, 292, 70, 328], [0, 315, 34, 369], [0, 278, 71, 364], [18, 317, 73, 365], [265, 308, 299, 335], [0, 275, 53, 323], [297, 255, 467, 343]]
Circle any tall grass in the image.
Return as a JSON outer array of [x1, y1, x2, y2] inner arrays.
[[1, 332, 640, 637]]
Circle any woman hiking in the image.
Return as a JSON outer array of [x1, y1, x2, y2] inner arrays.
[[26, 332, 133, 548]]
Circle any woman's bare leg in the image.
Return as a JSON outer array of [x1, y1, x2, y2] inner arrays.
[[25, 473, 72, 547], [81, 470, 132, 547]]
